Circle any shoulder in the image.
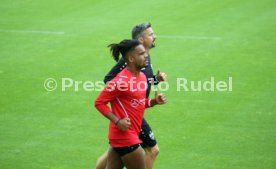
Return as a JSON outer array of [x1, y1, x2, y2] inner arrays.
[[105, 70, 129, 92], [139, 71, 147, 80], [111, 68, 130, 83]]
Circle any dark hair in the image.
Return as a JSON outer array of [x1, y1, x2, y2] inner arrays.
[[132, 22, 151, 39], [108, 39, 140, 62]]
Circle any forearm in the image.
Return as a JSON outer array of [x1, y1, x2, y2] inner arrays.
[[145, 98, 158, 108], [105, 112, 120, 125], [146, 91, 166, 108], [150, 99, 158, 107], [105, 112, 130, 131], [95, 103, 119, 124]]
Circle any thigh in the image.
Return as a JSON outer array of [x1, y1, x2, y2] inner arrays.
[[106, 146, 124, 169], [121, 146, 146, 169]]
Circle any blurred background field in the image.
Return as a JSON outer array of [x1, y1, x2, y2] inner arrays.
[[0, 0, 275, 168]]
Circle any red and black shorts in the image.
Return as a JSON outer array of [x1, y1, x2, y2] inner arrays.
[[113, 144, 140, 156]]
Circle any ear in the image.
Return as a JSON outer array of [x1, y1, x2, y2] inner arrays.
[[126, 55, 135, 63], [138, 37, 144, 44]]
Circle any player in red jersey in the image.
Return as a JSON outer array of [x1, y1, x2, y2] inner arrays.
[[95, 22, 166, 169], [95, 39, 166, 169]]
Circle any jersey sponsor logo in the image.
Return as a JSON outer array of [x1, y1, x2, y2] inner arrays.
[[130, 99, 139, 107], [130, 98, 146, 107]]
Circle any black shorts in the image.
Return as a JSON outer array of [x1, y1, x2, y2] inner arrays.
[[139, 118, 157, 148], [113, 144, 140, 156]]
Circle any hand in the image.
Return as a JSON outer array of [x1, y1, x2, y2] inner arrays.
[[117, 117, 131, 131], [156, 68, 167, 82], [154, 90, 166, 105]]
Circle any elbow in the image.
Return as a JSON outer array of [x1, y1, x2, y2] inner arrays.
[[94, 99, 99, 109]]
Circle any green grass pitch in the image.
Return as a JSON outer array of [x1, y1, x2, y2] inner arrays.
[[0, 0, 275, 168]]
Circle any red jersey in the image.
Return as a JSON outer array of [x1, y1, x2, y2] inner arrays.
[[95, 68, 152, 147]]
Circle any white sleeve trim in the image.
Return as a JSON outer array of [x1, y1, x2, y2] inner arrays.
[[148, 99, 151, 107]]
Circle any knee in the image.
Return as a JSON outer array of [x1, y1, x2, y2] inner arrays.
[[95, 159, 103, 169], [95, 155, 107, 169], [148, 145, 160, 158]]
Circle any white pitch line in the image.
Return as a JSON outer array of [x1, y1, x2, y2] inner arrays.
[[158, 35, 221, 40], [0, 29, 65, 35]]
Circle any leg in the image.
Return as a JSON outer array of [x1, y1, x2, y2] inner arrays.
[[121, 146, 146, 169], [106, 147, 124, 169], [144, 144, 159, 169], [95, 150, 108, 169], [139, 118, 159, 169]]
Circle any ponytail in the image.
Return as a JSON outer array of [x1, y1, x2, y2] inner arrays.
[[108, 43, 120, 62], [108, 39, 140, 62]]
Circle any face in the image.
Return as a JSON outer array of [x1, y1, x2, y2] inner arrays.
[[131, 44, 148, 69], [141, 27, 156, 49]]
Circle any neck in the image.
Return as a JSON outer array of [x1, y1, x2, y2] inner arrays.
[[127, 65, 140, 76]]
